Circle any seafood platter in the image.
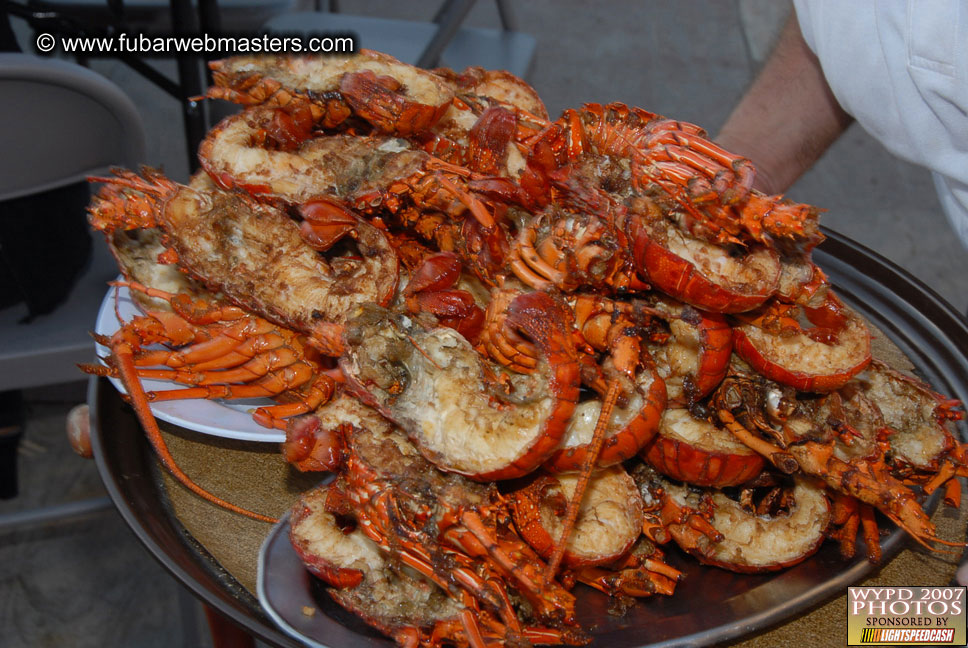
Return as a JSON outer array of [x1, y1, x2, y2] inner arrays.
[[84, 50, 968, 647]]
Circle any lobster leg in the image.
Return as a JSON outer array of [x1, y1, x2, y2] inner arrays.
[[509, 222, 568, 290], [481, 331, 538, 373], [458, 609, 488, 648], [642, 486, 723, 556], [574, 562, 678, 598], [454, 511, 577, 626], [650, 159, 718, 202], [130, 322, 290, 372], [644, 130, 755, 204], [137, 347, 304, 385], [251, 376, 336, 430], [145, 362, 315, 401], [718, 409, 799, 474], [923, 459, 958, 498], [944, 477, 962, 509], [482, 577, 524, 635], [419, 160, 496, 229], [827, 492, 861, 559], [720, 409, 963, 553], [479, 292, 541, 374], [133, 339, 250, 370], [355, 492, 528, 630], [859, 503, 882, 564]]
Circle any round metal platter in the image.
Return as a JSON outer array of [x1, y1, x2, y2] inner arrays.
[[90, 229, 968, 648]]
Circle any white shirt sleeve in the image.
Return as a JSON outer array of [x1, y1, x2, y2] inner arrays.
[[791, 0, 968, 248]]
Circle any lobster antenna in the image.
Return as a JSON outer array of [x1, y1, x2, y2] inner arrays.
[[112, 340, 278, 523], [545, 378, 622, 578]]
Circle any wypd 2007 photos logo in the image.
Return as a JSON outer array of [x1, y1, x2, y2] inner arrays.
[[848, 587, 967, 645]]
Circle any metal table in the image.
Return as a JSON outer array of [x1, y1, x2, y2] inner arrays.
[[88, 229, 968, 647]]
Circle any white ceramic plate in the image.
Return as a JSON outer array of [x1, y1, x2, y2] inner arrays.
[[94, 284, 285, 443]]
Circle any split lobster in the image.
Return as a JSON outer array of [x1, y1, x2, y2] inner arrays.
[[77, 49, 968, 648]]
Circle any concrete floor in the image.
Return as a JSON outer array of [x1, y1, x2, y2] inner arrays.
[[2, 1, 966, 646], [0, 384, 210, 648]]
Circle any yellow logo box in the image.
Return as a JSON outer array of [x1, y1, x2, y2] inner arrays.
[[847, 587, 966, 645]]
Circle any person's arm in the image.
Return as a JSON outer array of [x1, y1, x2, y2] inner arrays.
[[716, 13, 854, 195]]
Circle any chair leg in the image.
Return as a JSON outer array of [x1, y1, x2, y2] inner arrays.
[[0, 424, 22, 499], [203, 604, 257, 648], [495, 0, 517, 31], [0, 389, 24, 499]]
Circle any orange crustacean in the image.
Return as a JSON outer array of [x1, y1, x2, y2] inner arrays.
[[80, 49, 968, 648]]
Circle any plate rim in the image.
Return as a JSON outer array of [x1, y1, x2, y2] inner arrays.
[[256, 497, 912, 648], [258, 512, 336, 648]]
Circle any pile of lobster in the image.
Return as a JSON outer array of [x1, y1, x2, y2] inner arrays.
[[82, 50, 967, 647]]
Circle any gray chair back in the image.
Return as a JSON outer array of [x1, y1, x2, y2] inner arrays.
[[0, 53, 145, 201]]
